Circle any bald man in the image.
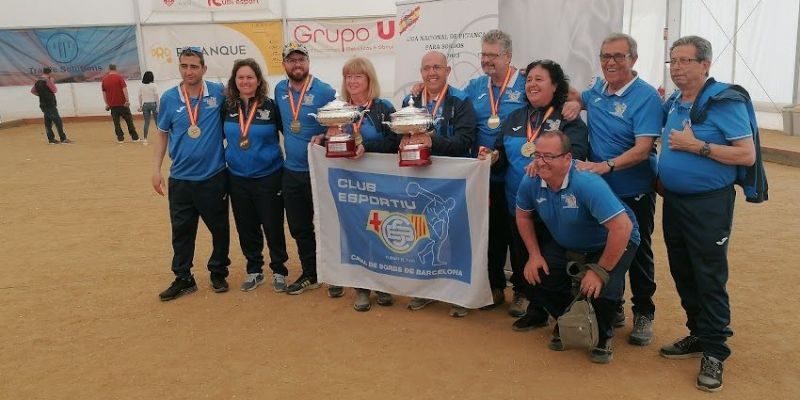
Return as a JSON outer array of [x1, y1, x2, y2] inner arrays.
[[401, 51, 477, 318]]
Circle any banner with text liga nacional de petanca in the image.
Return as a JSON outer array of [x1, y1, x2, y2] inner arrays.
[[309, 145, 492, 309]]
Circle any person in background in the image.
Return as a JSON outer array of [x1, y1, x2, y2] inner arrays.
[[138, 71, 160, 145], [102, 64, 140, 144], [30, 67, 72, 144]]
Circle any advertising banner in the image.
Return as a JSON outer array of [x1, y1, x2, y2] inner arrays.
[[153, 0, 276, 13], [393, 0, 499, 105], [286, 17, 396, 57], [0, 26, 140, 86], [309, 145, 492, 308], [142, 22, 283, 80]]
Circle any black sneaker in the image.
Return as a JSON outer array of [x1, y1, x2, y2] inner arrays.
[[548, 326, 565, 351], [696, 355, 724, 392], [613, 307, 626, 328], [511, 307, 549, 332], [480, 288, 506, 310], [629, 313, 654, 346], [210, 275, 229, 293], [327, 285, 344, 298], [159, 276, 197, 301], [660, 336, 703, 359], [590, 338, 614, 364], [286, 275, 321, 295]]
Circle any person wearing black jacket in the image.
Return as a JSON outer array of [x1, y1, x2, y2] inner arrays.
[[400, 51, 476, 158], [30, 67, 71, 144], [402, 51, 477, 318]]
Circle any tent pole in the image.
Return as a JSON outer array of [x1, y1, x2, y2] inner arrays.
[[133, 0, 147, 76], [794, 0, 800, 105]]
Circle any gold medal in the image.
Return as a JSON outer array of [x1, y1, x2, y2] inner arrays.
[[487, 114, 500, 129], [238, 100, 258, 151], [486, 67, 514, 131], [181, 84, 204, 140], [521, 141, 536, 158], [187, 124, 201, 139], [287, 75, 312, 135]]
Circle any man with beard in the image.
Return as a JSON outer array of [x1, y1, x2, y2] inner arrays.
[[274, 42, 336, 295]]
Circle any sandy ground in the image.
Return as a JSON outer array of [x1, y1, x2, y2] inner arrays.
[[1, 121, 798, 400]]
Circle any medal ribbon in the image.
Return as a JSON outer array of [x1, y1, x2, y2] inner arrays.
[[238, 100, 260, 141], [423, 85, 448, 120], [351, 99, 373, 136], [526, 106, 554, 143], [180, 83, 204, 127], [487, 66, 514, 117], [287, 75, 312, 125]]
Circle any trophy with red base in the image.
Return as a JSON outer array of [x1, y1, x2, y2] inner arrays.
[[309, 100, 368, 158], [384, 105, 438, 167]]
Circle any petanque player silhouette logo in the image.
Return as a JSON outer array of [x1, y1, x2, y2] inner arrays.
[[406, 182, 456, 266]]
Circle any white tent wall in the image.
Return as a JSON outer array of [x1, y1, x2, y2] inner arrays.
[[1, 0, 798, 131], [624, 0, 668, 89]]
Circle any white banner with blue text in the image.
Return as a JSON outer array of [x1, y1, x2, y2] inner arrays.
[[309, 144, 492, 308]]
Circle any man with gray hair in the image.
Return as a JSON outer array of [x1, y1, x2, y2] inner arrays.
[[463, 29, 549, 321], [567, 32, 662, 347], [658, 35, 757, 392]]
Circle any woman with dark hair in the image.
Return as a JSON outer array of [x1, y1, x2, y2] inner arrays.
[[479, 59, 589, 331], [138, 71, 158, 144], [312, 57, 399, 311], [222, 58, 289, 293]]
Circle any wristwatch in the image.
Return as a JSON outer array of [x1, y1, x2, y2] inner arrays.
[[700, 142, 711, 157], [606, 159, 616, 173]]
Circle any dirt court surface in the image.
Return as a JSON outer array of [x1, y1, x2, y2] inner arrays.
[[1, 121, 798, 400]]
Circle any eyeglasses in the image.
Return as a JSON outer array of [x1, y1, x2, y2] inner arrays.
[[479, 52, 505, 60], [180, 46, 203, 56], [666, 57, 700, 66], [599, 53, 630, 63], [284, 56, 308, 65], [532, 151, 568, 163], [421, 65, 446, 73]]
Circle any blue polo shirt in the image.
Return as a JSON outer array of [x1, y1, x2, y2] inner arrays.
[[581, 76, 662, 197], [516, 161, 640, 252], [498, 106, 590, 216], [464, 70, 527, 149], [274, 76, 336, 172], [659, 95, 751, 194], [339, 98, 391, 143], [157, 80, 226, 181], [222, 98, 284, 179], [465, 70, 527, 182]]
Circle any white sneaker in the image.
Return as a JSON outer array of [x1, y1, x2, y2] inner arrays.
[[240, 273, 264, 292], [272, 273, 287, 293]]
